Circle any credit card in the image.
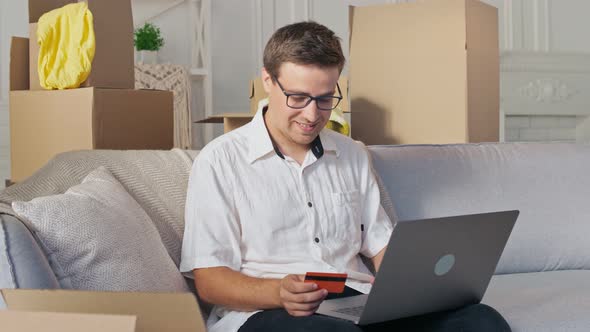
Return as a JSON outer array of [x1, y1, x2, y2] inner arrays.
[[304, 272, 347, 293]]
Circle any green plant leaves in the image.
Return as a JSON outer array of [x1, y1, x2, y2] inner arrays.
[[134, 23, 164, 51]]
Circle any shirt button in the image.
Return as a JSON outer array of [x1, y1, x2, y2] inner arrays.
[[314, 237, 320, 243], [307, 202, 313, 208]]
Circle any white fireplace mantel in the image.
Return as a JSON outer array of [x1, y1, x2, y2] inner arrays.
[[501, 51, 590, 116]]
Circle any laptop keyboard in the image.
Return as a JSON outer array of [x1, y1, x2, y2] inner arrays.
[[334, 305, 364, 317]]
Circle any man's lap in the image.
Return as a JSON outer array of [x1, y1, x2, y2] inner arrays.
[[238, 304, 511, 332], [238, 308, 360, 332]]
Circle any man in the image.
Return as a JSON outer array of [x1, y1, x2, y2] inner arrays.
[[180, 21, 510, 332]]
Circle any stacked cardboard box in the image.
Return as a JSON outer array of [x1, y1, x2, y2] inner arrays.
[[349, 0, 499, 145], [9, 0, 174, 182]]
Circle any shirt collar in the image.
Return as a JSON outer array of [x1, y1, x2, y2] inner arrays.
[[246, 100, 340, 163], [245, 105, 276, 163], [318, 129, 339, 158]]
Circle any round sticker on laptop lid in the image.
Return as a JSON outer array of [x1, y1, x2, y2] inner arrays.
[[434, 254, 455, 276]]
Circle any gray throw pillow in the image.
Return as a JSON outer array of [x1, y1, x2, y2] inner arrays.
[[12, 167, 188, 292]]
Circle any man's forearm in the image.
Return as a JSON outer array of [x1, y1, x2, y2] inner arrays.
[[193, 266, 282, 311]]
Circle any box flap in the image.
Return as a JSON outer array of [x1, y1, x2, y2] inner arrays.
[[249, 79, 255, 99], [249, 77, 267, 114], [2, 289, 206, 332], [0, 310, 136, 332], [465, 0, 498, 52], [195, 113, 255, 133], [195, 113, 255, 124], [10, 37, 30, 91], [338, 78, 349, 115], [28, 0, 73, 23], [465, 0, 499, 142]]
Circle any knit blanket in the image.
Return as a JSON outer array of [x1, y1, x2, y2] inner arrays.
[[0, 149, 199, 267]]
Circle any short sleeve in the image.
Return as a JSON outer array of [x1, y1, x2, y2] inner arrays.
[[356, 143, 395, 258], [180, 155, 242, 274]]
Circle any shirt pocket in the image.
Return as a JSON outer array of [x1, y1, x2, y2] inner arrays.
[[328, 190, 362, 241]]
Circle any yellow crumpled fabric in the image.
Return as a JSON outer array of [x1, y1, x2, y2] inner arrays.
[[37, 2, 95, 90], [326, 106, 351, 136]]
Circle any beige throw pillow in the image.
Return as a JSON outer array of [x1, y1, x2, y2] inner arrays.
[[12, 167, 189, 292]]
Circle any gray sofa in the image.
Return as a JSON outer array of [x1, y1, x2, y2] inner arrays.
[[1, 142, 590, 331]]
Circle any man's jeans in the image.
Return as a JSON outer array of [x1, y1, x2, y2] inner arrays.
[[238, 303, 510, 332], [238, 287, 510, 332]]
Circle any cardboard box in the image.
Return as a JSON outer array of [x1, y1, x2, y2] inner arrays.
[[0, 289, 206, 332], [349, 0, 499, 145], [195, 76, 350, 134], [249, 77, 267, 115], [196, 113, 255, 133], [28, 0, 134, 90], [10, 37, 173, 182]]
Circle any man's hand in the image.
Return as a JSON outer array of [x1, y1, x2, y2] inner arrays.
[[279, 274, 328, 317]]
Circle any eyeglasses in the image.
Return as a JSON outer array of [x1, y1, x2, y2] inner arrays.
[[274, 76, 343, 111]]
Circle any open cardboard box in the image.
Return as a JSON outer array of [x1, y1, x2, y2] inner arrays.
[[196, 76, 349, 133], [196, 112, 258, 134], [9, 37, 174, 183], [0, 311, 137, 332], [0, 289, 206, 332], [349, 0, 499, 145], [28, 0, 135, 90]]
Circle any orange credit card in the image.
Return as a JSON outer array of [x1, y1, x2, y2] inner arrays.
[[304, 272, 348, 293]]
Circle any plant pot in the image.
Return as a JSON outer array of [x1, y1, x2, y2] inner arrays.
[[137, 50, 158, 64]]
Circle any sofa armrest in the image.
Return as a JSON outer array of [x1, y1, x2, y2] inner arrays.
[[0, 214, 59, 289]]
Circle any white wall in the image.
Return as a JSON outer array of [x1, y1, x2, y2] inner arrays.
[[0, 0, 28, 188], [550, 0, 590, 52]]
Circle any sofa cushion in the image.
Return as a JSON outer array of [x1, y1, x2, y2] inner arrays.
[[369, 143, 590, 274], [483, 270, 590, 332], [12, 167, 189, 292], [0, 214, 59, 289]]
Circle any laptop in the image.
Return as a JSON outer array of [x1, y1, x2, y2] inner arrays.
[[316, 210, 519, 325]]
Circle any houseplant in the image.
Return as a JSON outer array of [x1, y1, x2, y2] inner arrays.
[[134, 22, 164, 63]]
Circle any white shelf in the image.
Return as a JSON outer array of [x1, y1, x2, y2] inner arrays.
[[189, 68, 208, 77]]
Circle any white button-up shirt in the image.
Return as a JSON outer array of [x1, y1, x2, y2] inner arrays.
[[180, 105, 393, 332]]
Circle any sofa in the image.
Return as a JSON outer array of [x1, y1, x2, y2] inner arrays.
[[1, 142, 590, 331]]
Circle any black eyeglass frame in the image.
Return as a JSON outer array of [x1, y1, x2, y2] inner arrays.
[[273, 76, 343, 111]]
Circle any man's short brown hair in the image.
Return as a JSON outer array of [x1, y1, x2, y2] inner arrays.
[[263, 21, 345, 81]]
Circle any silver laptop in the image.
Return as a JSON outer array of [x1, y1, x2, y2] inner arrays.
[[317, 210, 519, 325]]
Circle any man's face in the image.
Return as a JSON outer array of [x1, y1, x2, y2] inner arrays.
[[262, 62, 340, 150]]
